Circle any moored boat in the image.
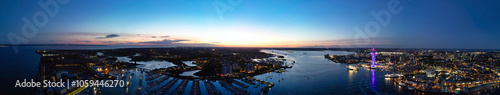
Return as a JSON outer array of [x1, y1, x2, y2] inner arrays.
[[385, 73, 403, 78], [346, 65, 358, 71], [408, 86, 414, 90]]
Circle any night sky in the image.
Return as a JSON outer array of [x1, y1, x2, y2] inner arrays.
[[0, 0, 499, 49]]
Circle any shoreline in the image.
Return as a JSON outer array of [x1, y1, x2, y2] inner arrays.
[[371, 65, 500, 94]]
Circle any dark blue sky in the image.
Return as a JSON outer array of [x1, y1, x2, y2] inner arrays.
[[0, 0, 499, 49]]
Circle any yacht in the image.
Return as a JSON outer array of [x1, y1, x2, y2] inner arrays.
[[399, 82, 406, 86], [408, 86, 415, 90], [346, 65, 358, 71], [385, 73, 403, 78]]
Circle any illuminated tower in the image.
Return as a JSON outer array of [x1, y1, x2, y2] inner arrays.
[[371, 42, 376, 67]]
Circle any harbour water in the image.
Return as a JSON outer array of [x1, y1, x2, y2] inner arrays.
[[2, 46, 500, 94], [254, 50, 406, 95]]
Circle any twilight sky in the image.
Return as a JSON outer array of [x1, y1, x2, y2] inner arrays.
[[0, 0, 499, 49]]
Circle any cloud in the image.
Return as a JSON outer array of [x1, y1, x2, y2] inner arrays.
[[134, 39, 216, 47], [149, 36, 168, 38], [173, 39, 189, 42], [211, 42, 221, 43], [75, 40, 92, 43], [102, 41, 113, 43], [96, 34, 120, 39], [139, 39, 190, 44]]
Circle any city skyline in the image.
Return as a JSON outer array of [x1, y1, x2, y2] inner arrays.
[[1, 0, 500, 49]]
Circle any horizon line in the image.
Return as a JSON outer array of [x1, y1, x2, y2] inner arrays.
[[2, 44, 500, 50]]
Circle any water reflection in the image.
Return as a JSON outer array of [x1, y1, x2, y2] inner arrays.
[[348, 70, 357, 83], [384, 77, 391, 82], [179, 70, 201, 78], [371, 70, 376, 88], [182, 61, 197, 66], [136, 61, 177, 70]]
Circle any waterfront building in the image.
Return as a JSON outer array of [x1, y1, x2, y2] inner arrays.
[[222, 62, 230, 76], [222, 62, 238, 76], [246, 63, 255, 73]]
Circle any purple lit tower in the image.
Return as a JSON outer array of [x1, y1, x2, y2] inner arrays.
[[371, 42, 376, 67]]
